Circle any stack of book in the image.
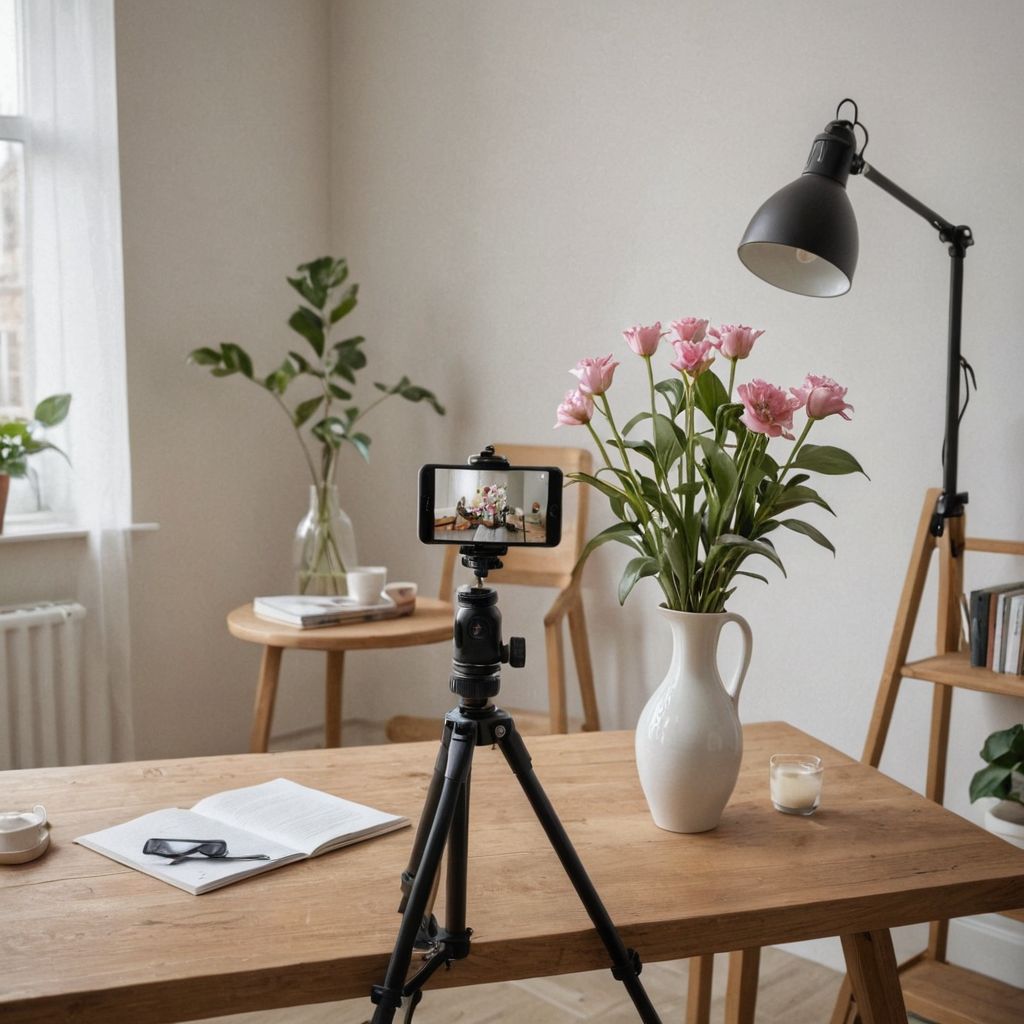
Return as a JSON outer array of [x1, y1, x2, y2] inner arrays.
[[969, 582, 1024, 675]]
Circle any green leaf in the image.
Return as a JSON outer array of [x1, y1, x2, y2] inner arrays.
[[610, 438, 657, 463], [780, 518, 836, 555], [293, 395, 324, 427], [287, 351, 313, 374], [328, 383, 352, 401], [653, 413, 684, 470], [331, 336, 367, 382], [311, 415, 347, 448], [980, 724, 1024, 766], [715, 533, 787, 576], [764, 483, 835, 517], [286, 275, 327, 310], [349, 432, 371, 462], [574, 522, 640, 575], [622, 410, 652, 435], [187, 347, 222, 367], [329, 283, 359, 324], [33, 393, 71, 427], [288, 307, 326, 356], [618, 556, 660, 605], [791, 443, 868, 477], [735, 569, 770, 585], [970, 764, 1014, 802], [693, 369, 730, 424], [654, 378, 686, 417], [220, 343, 254, 379], [297, 257, 337, 290], [398, 382, 446, 414], [263, 358, 299, 395]]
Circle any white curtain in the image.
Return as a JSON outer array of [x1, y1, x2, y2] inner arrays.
[[24, 0, 134, 762]]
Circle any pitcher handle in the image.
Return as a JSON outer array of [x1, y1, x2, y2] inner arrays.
[[720, 612, 753, 706]]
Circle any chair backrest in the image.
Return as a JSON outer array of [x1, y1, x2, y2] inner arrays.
[[438, 443, 593, 599]]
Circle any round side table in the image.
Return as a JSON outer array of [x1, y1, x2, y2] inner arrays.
[[227, 599, 453, 752]]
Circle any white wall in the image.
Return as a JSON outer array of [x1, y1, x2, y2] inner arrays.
[[114, 0, 334, 756], [328, 0, 1024, 975]]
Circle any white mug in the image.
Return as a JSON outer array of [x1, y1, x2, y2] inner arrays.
[[384, 581, 417, 606], [0, 805, 48, 854], [347, 566, 387, 605]]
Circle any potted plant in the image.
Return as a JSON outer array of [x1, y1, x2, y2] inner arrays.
[[970, 723, 1024, 849], [189, 257, 444, 594], [555, 320, 864, 831], [0, 394, 72, 533]]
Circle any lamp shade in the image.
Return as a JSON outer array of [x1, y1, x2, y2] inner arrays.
[[738, 120, 860, 297]]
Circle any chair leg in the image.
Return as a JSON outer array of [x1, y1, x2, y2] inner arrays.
[[724, 947, 760, 1024], [250, 645, 283, 753], [544, 618, 569, 734], [829, 976, 858, 1024], [567, 595, 600, 732], [324, 650, 345, 748], [686, 955, 714, 1024]]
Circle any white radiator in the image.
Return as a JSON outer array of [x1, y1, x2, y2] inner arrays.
[[0, 601, 87, 769]]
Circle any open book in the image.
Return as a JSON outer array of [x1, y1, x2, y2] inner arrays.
[[75, 778, 409, 895]]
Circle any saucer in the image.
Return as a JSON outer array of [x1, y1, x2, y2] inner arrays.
[[0, 831, 50, 865]]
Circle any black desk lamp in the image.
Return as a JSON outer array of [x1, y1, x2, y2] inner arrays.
[[737, 99, 974, 538]]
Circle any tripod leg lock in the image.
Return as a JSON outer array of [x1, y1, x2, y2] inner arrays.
[[610, 948, 644, 982]]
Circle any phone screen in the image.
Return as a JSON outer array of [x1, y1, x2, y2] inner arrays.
[[418, 464, 562, 547]]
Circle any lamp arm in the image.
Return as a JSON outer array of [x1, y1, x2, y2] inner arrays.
[[856, 159, 974, 537]]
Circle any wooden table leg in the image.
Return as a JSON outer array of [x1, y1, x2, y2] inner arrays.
[[250, 646, 283, 753], [725, 947, 760, 1024], [686, 955, 714, 1024], [829, 976, 858, 1024], [325, 650, 345, 748], [840, 930, 906, 1024]]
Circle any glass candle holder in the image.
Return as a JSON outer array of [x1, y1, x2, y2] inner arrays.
[[769, 754, 823, 815]]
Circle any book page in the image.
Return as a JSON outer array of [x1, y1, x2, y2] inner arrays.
[[75, 808, 303, 895], [192, 778, 408, 857]]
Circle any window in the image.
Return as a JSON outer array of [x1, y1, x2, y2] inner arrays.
[[0, 0, 28, 420]]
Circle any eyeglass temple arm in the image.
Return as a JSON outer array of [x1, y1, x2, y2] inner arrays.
[[853, 157, 974, 536]]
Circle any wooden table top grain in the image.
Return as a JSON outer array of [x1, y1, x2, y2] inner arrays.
[[2, 723, 1022, 1023]]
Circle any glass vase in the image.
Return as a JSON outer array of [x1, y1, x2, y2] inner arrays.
[[294, 483, 358, 595]]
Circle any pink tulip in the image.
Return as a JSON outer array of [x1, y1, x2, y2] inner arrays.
[[670, 318, 709, 344], [554, 388, 595, 427], [669, 339, 715, 379], [570, 354, 620, 396], [790, 374, 854, 421], [710, 323, 764, 360], [623, 322, 664, 357], [737, 379, 802, 440]]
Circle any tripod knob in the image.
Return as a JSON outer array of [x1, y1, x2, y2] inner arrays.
[[508, 636, 526, 668]]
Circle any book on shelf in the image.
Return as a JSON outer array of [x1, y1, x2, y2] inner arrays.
[[253, 592, 413, 628], [75, 778, 410, 895], [968, 581, 1024, 674], [1005, 594, 1024, 675]]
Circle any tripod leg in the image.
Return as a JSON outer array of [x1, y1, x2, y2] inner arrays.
[[497, 725, 663, 1024], [370, 723, 476, 1024]]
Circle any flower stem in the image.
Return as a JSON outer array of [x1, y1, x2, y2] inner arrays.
[[727, 358, 737, 399], [779, 419, 814, 483], [585, 420, 614, 471]]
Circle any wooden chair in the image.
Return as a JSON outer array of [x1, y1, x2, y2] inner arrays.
[[387, 442, 600, 739]]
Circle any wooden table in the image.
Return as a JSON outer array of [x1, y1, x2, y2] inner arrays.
[[227, 598, 453, 751], [3, 723, 1023, 1024]]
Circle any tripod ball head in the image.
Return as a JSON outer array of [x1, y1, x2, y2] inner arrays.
[[449, 585, 525, 702]]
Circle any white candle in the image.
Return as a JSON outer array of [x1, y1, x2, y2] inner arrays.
[[769, 755, 823, 814]]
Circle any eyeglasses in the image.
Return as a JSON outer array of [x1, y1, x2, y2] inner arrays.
[[143, 837, 270, 865]]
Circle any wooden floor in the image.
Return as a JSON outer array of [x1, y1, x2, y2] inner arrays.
[[186, 947, 850, 1024]]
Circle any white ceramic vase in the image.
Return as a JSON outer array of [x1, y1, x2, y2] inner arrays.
[[635, 607, 753, 833], [984, 799, 1024, 850]]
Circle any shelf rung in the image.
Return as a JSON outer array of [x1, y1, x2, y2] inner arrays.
[[900, 958, 1024, 1024]]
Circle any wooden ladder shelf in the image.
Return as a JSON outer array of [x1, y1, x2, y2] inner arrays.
[[831, 488, 1024, 1024]]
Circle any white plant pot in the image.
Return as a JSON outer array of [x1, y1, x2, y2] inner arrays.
[[635, 607, 752, 833], [983, 799, 1024, 850]]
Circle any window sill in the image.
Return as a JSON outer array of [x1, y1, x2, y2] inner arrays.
[[0, 521, 159, 544]]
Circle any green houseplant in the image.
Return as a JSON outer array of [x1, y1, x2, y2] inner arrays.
[[971, 724, 1024, 849], [0, 393, 72, 532], [188, 257, 444, 594]]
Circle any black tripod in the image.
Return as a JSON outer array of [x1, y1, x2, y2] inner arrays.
[[368, 552, 663, 1024]]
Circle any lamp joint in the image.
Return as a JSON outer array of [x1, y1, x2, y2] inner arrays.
[[940, 224, 974, 258]]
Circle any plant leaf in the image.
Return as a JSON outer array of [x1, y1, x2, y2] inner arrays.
[[286, 274, 327, 310], [969, 764, 1014, 802], [220, 343, 254, 379], [288, 307, 326, 356], [693, 368, 729, 424], [329, 283, 359, 324], [293, 395, 324, 427], [791, 443, 868, 477], [618, 556, 659, 605], [33, 393, 71, 427], [187, 347, 222, 367], [573, 522, 640, 576], [980, 724, 1024, 766], [780, 518, 836, 554], [349, 432, 371, 462], [714, 533, 787, 576], [622, 410, 652, 435], [654, 377, 686, 418]]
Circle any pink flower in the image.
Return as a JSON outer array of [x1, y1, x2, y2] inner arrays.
[[790, 374, 854, 421], [669, 339, 715, 379], [623, 322, 664, 356], [709, 323, 764, 360], [670, 318, 709, 344], [737, 379, 802, 439], [570, 354, 619, 396], [554, 388, 595, 427]]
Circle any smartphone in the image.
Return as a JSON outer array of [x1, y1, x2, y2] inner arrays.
[[418, 463, 562, 547]]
